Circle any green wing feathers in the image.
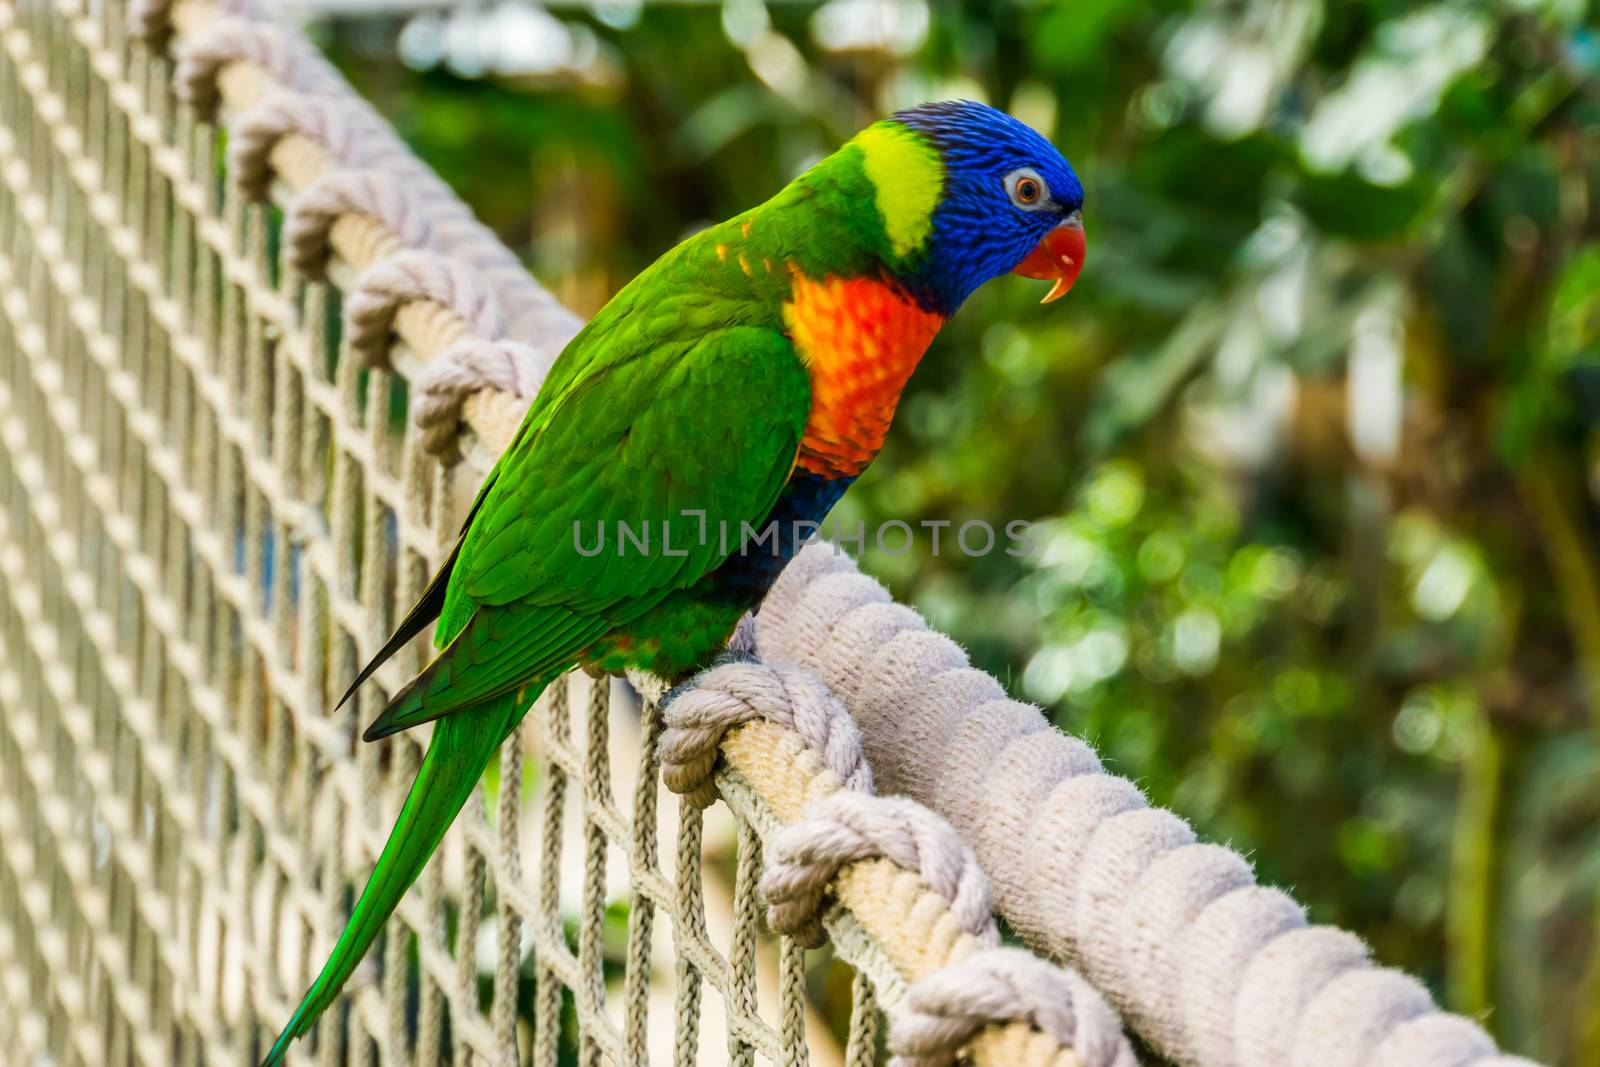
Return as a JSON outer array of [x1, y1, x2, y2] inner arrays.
[[362, 604, 606, 739], [333, 467, 502, 712], [364, 324, 809, 741], [454, 324, 810, 612]]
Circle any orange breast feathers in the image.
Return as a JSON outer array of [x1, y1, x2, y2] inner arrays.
[[782, 274, 945, 478]]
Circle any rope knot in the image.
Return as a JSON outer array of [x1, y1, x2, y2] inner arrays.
[[229, 90, 369, 200], [891, 948, 1137, 1067], [128, 0, 178, 45], [658, 661, 872, 808], [284, 167, 433, 281], [412, 338, 548, 463], [344, 251, 506, 368], [174, 18, 302, 120], [763, 791, 997, 950]]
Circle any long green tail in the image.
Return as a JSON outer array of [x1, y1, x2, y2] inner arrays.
[[261, 690, 531, 1065]]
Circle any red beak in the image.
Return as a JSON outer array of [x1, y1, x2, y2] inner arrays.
[[1012, 212, 1085, 304]]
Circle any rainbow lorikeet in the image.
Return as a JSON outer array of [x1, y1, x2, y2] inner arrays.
[[264, 99, 1084, 1064]]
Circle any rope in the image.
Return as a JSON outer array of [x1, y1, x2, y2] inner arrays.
[[656, 658, 1136, 1065], [160, 0, 587, 360], [344, 251, 507, 365], [284, 167, 433, 280], [161, 4, 565, 465], [413, 338, 545, 463], [761, 791, 996, 951], [129, 0, 181, 43], [891, 949, 1137, 1067], [229, 89, 370, 198], [754, 543, 1547, 1067], [174, 16, 302, 119], [658, 659, 874, 807], [132, 0, 268, 47]]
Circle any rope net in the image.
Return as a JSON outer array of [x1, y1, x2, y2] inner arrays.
[[0, 2, 1546, 1067]]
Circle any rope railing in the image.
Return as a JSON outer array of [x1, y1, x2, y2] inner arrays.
[[645, 650, 1133, 1066], [752, 546, 1543, 1067], [0, 2, 1547, 1066]]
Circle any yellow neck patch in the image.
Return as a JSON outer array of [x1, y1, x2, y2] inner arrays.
[[854, 123, 942, 260]]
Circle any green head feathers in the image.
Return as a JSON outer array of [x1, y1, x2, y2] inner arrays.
[[851, 121, 944, 260]]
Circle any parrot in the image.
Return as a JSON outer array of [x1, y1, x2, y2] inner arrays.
[[263, 98, 1084, 1064]]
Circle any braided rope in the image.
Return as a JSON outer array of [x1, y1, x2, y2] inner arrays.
[[174, 16, 302, 119], [892, 949, 1137, 1067], [754, 543, 1546, 1067], [344, 251, 507, 366], [761, 791, 997, 951], [228, 89, 370, 198], [413, 338, 545, 462], [283, 167, 433, 280]]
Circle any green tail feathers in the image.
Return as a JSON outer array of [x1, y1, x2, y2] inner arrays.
[[261, 691, 531, 1066]]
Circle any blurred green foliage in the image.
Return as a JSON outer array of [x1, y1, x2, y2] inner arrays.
[[317, 1, 1600, 1060]]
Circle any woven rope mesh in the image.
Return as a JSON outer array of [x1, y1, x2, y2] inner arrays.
[[0, 3, 884, 1063]]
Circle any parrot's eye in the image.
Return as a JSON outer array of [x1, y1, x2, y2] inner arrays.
[[1005, 168, 1050, 210]]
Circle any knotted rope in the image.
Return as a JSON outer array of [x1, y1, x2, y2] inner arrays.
[[761, 791, 996, 951], [344, 251, 506, 366], [174, 16, 303, 119], [754, 543, 1546, 1067], [892, 949, 1137, 1067], [159, 1, 576, 464], [129, 0, 181, 44], [656, 653, 1135, 1066], [413, 339, 547, 463], [659, 659, 874, 808], [229, 89, 370, 198], [149, 0, 585, 344], [283, 168, 432, 281]]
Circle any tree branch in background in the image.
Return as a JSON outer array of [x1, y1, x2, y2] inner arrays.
[[1520, 456, 1600, 1063]]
